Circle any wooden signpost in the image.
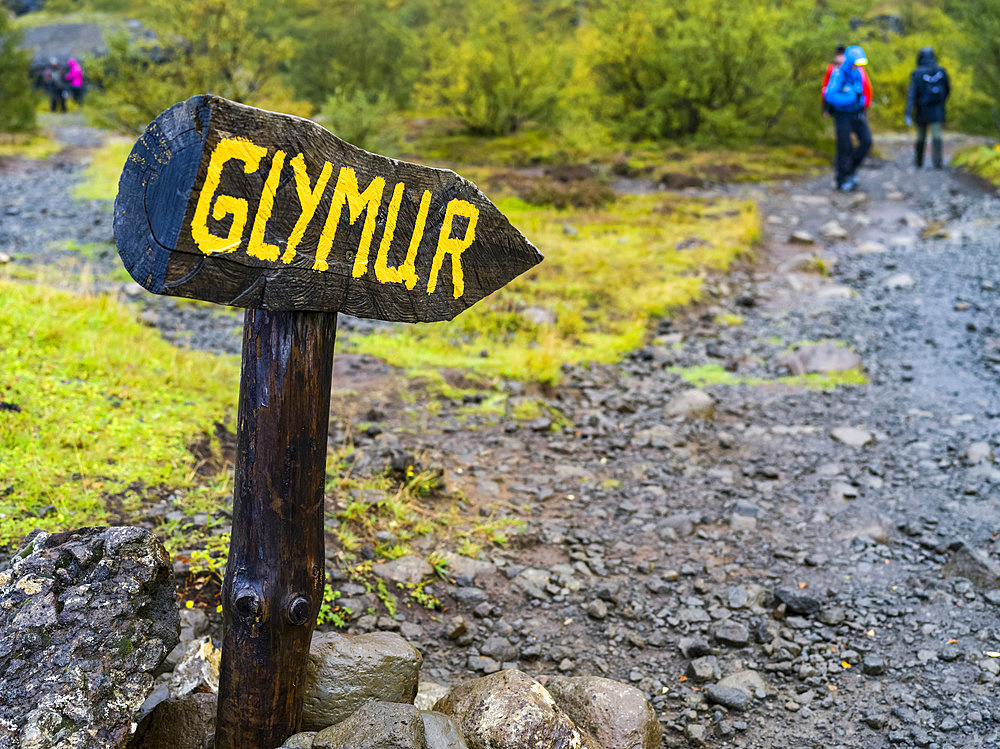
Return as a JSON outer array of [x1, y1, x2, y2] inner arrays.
[[114, 94, 542, 749]]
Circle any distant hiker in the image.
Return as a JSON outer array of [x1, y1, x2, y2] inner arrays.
[[65, 58, 84, 108], [905, 47, 950, 169], [42, 58, 66, 113], [823, 45, 872, 192], [822, 44, 871, 118]]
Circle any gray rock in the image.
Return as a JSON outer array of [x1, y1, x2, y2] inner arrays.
[[480, 635, 517, 663], [302, 631, 422, 731], [777, 344, 861, 376], [774, 587, 821, 616], [129, 693, 216, 749], [687, 656, 720, 683], [852, 240, 887, 255], [631, 424, 681, 448], [168, 637, 221, 697], [884, 272, 915, 290], [586, 599, 608, 619], [513, 568, 550, 599], [717, 670, 766, 699], [0, 527, 178, 749], [788, 230, 816, 245], [415, 681, 452, 711], [966, 442, 994, 464], [703, 684, 751, 711], [440, 553, 496, 581], [372, 556, 435, 585], [830, 426, 873, 448], [421, 710, 470, 749], [941, 542, 1000, 590], [313, 701, 426, 749], [433, 670, 601, 749], [713, 622, 750, 647], [521, 306, 557, 327], [543, 675, 663, 749], [863, 655, 887, 675], [820, 220, 848, 240], [664, 389, 715, 420]]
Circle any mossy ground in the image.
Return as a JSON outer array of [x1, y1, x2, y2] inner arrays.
[[0, 280, 238, 549], [348, 192, 760, 384]]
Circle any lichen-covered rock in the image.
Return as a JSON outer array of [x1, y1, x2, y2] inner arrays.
[[0, 527, 179, 748], [302, 630, 422, 730], [312, 701, 426, 749], [128, 693, 216, 749], [433, 670, 601, 749], [543, 675, 662, 749]]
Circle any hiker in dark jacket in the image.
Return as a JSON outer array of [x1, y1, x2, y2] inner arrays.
[[823, 45, 872, 191], [905, 47, 950, 169]]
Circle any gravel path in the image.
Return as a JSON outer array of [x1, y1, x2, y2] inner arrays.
[[2, 129, 999, 748]]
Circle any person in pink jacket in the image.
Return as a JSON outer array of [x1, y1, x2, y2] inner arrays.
[[65, 58, 84, 107]]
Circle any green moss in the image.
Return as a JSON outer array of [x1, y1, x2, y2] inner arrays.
[[670, 363, 868, 389], [0, 133, 62, 160], [73, 138, 133, 202], [347, 193, 759, 383], [0, 281, 237, 548]]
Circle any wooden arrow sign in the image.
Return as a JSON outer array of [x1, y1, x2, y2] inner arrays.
[[114, 95, 542, 321]]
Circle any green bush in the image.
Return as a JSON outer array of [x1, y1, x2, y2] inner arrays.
[[419, 0, 571, 136], [88, 0, 300, 133], [0, 12, 36, 133], [319, 88, 405, 156]]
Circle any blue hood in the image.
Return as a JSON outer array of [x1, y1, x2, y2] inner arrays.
[[842, 45, 868, 71]]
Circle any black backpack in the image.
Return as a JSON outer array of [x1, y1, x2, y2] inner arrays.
[[918, 70, 946, 106]]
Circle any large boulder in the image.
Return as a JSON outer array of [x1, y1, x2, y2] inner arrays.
[[128, 693, 216, 749], [433, 670, 601, 749], [302, 631, 422, 730], [0, 527, 179, 748], [664, 389, 714, 420], [543, 675, 662, 749], [312, 701, 426, 749]]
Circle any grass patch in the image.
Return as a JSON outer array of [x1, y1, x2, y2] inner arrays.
[[671, 363, 868, 389], [347, 193, 759, 383], [0, 132, 62, 160], [0, 281, 238, 549], [74, 137, 133, 202], [952, 144, 1000, 187]]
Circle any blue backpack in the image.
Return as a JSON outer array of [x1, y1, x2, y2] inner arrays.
[[824, 67, 864, 111]]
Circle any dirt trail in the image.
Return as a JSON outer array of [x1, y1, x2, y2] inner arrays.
[[347, 135, 1000, 748]]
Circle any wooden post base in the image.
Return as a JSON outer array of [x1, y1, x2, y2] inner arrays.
[[216, 309, 337, 749]]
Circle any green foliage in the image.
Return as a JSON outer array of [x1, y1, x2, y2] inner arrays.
[[0, 11, 37, 133], [581, 0, 862, 144], [288, 0, 423, 109], [420, 0, 571, 135], [87, 0, 301, 133], [670, 363, 869, 389], [319, 88, 405, 155], [317, 583, 347, 627], [947, 0, 1000, 131], [952, 144, 1000, 185], [73, 137, 133, 201]]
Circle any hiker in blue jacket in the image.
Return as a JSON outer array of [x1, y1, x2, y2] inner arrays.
[[824, 45, 872, 191], [905, 47, 950, 169]]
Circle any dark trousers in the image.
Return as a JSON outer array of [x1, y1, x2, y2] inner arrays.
[[915, 121, 943, 168], [833, 109, 872, 185]]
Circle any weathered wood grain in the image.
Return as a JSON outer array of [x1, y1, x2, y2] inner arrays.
[[114, 94, 542, 322], [215, 309, 337, 749]]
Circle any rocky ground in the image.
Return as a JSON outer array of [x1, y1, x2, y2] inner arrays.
[[2, 124, 999, 748]]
